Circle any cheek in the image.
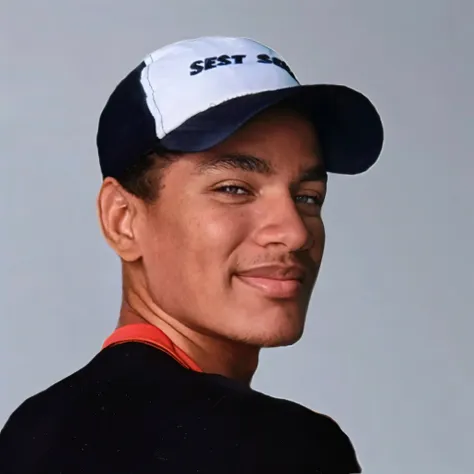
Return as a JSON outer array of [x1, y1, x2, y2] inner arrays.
[[139, 205, 250, 321], [186, 207, 250, 275], [142, 204, 248, 282]]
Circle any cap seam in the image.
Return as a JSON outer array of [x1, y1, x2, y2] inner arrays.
[[144, 56, 166, 137]]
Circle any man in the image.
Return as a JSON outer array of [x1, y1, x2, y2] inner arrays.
[[0, 36, 383, 473]]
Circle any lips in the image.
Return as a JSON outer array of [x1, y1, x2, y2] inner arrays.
[[235, 264, 306, 299], [237, 264, 305, 281]]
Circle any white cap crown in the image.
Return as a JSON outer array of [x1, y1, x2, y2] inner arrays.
[[140, 37, 300, 138]]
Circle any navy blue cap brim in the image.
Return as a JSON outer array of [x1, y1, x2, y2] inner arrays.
[[160, 84, 384, 175]]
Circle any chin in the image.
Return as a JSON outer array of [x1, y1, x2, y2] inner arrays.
[[234, 316, 306, 348], [258, 328, 305, 348]]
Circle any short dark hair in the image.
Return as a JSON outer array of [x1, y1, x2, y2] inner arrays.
[[114, 143, 182, 203]]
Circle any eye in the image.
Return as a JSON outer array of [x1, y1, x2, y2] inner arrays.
[[215, 185, 250, 195], [295, 194, 324, 206]]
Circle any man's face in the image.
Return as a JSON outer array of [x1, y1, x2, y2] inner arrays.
[[136, 106, 326, 347]]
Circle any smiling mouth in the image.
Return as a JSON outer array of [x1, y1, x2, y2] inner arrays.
[[235, 275, 303, 299]]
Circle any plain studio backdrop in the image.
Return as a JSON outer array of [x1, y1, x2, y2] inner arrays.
[[1, 1, 473, 473]]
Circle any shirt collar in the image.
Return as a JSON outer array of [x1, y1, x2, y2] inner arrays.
[[102, 323, 202, 372]]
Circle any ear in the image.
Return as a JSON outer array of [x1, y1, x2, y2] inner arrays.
[[96, 178, 142, 262]]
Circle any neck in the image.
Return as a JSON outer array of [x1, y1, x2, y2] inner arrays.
[[118, 295, 260, 386]]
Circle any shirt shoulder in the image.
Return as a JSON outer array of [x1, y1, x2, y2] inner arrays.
[[262, 393, 362, 472], [0, 365, 87, 473], [185, 371, 362, 473], [0, 344, 362, 473], [276, 400, 362, 473]]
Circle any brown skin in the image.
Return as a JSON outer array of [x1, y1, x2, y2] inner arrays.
[[97, 106, 327, 384]]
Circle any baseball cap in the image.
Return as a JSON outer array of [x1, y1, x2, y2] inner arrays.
[[97, 36, 384, 178]]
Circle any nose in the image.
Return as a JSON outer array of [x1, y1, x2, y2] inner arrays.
[[253, 193, 314, 252]]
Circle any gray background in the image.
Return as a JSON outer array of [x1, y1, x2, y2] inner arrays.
[[1, 0, 473, 472]]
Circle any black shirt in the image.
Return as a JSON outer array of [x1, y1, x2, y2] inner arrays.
[[0, 340, 362, 473]]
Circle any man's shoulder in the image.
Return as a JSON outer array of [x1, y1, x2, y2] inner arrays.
[[0, 358, 95, 473], [0, 344, 362, 473], [203, 380, 362, 472], [271, 397, 362, 472]]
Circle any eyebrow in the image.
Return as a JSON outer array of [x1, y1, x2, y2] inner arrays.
[[195, 153, 274, 175], [194, 153, 328, 183]]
